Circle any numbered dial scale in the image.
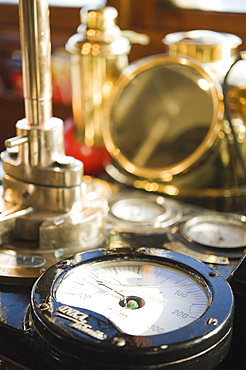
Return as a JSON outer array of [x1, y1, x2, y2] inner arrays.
[[29, 247, 234, 369]]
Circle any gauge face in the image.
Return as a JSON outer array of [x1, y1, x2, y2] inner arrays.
[[111, 63, 213, 168], [55, 259, 209, 336], [104, 55, 222, 180], [110, 198, 167, 222], [183, 215, 246, 248], [32, 248, 234, 369], [108, 193, 182, 232]]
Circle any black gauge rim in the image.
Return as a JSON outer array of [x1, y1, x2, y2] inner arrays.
[[30, 247, 234, 369]]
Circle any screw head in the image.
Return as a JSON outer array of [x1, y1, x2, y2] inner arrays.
[[206, 318, 218, 326], [39, 303, 50, 311], [113, 337, 126, 347]]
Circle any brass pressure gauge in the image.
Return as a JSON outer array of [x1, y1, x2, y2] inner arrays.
[[104, 54, 227, 206]]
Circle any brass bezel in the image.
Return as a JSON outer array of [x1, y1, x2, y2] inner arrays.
[[104, 54, 224, 181]]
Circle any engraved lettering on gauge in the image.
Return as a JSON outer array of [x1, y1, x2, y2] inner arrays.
[[56, 305, 107, 340], [55, 260, 209, 336]]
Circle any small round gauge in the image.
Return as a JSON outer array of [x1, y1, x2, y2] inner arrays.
[[30, 247, 234, 369], [111, 198, 164, 222], [108, 191, 182, 233], [182, 214, 246, 248]]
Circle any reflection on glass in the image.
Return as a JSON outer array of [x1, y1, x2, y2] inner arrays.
[[111, 63, 213, 169]]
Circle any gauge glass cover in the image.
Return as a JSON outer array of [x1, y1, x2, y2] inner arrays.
[[183, 215, 246, 248], [105, 55, 222, 178], [110, 198, 168, 222], [55, 260, 209, 336]]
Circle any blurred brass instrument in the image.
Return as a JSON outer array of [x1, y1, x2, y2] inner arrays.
[[103, 30, 246, 212], [66, 3, 149, 148], [66, 4, 131, 147], [64, 3, 150, 175]]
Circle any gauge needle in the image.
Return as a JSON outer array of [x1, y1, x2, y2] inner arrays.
[[85, 273, 164, 305], [203, 227, 225, 244], [97, 280, 127, 301], [99, 275, 164, 305], [133, 117, 169, 166], [215, 227, 225, 243]]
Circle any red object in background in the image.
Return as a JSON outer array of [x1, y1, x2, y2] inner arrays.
[[64, 118, 112, 176]]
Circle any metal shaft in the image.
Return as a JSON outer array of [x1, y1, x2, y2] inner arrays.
[[1, 0, 83, 214], [19, 0, 52, 128]]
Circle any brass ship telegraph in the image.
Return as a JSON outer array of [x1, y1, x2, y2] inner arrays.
[[0, 0, 108, 283]]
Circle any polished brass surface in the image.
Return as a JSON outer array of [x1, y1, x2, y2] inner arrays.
[[104, 53, 246, 211], [163, 30, 242, 80], [226, 58, 246, 139], [105, 55, 223, 178], [19, 0, 52, 128], [66, 4, 131, 147]]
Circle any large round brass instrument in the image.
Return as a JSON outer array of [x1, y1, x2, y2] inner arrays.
[[104, 34, 246, 212]]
